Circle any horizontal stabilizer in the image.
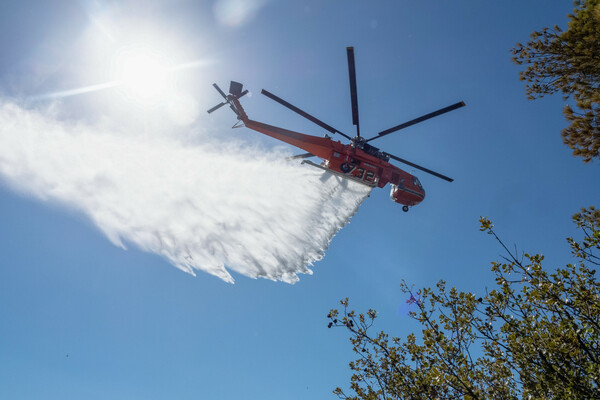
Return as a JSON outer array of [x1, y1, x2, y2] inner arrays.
[[229, 81, 244, 96]]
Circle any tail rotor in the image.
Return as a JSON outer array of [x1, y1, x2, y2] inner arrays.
[[207, 81, 248, 117]]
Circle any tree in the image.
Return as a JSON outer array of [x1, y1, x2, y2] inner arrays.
[[511, 0, 600, 162], [328, 208, 600, 399]]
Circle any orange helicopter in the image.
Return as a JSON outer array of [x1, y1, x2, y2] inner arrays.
[[207, 47, 465, 212]]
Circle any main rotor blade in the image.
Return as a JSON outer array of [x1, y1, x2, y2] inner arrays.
[[261, 89, 352, 140], [366, 101, 466, 143], [346, 47, 360, 137], [384, 152, 454, 182]]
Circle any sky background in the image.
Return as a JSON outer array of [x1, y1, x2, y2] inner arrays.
[[1, 1, 598, 399]]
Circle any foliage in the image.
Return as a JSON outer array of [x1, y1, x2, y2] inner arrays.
[[511, 0, 600, 162], [328, 208, 600, 399]]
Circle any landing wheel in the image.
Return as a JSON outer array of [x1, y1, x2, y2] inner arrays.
[[402, 205, 409, 212]]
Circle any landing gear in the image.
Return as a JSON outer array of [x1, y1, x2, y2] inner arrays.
[[402, 205, 409, 212]]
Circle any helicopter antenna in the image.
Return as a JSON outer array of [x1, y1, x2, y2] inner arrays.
[[346, 47, 360, 138]]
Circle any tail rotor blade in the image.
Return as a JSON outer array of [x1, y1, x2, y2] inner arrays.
[[261, 89, 352, 140], [213, 83, 227, 99], [207, 102, 227, 114], [366, 101, 466, 143], [347, 47, 360, 137], [384, 152, 454, 182]]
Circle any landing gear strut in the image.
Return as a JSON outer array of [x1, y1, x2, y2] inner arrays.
[[402, 205, 409, 212]]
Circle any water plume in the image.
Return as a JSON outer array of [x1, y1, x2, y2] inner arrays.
[[0, 101, 371, 283]]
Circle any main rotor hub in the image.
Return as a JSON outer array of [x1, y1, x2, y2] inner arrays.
[[351, 136, 366, 149], [249, 47, 462, 182], [351, 136, 389, 161]]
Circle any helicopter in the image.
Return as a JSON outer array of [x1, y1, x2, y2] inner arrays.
[[207, 47, 465, 212]]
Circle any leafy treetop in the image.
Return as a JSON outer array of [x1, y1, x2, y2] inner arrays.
[[511, 0, 600, 161], [329, 207, 600, 399]]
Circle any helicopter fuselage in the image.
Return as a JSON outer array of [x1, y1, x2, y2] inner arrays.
[[233, 98, 426, 207], [208, 46, 463, 211]]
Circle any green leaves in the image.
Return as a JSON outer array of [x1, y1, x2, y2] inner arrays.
[[330, 209, 600, 399], [512, 0, 600, 162], [479, 216, 494, 232]]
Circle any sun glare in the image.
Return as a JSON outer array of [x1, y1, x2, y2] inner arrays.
[[115, 47, 172, 102], [33, 18, 206, 124]]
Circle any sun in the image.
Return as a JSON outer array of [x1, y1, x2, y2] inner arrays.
[[113, 45, 173, 103], [32, 21, 208, 125]]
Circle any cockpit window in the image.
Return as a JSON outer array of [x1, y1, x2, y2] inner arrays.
[[413, 177, 422, 188]]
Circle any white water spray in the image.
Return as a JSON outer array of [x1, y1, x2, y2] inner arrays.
[[0, 101, 371, 283]]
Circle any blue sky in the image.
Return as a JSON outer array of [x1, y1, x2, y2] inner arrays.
[[1, 1, 598, 399]]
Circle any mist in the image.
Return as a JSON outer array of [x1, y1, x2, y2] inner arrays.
[[0, 101, 372, 283]]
